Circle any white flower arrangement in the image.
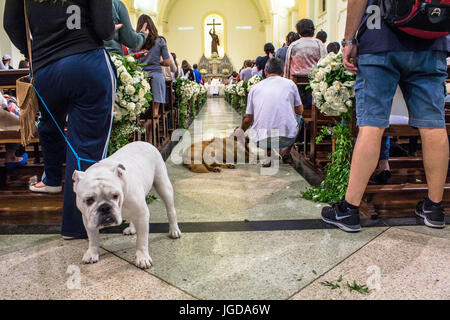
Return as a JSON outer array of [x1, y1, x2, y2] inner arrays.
[[108, 54, 152, 155], [247, 75, 263, 92], [111, 54, 152, 123], [177, 77, 207, 101], [234, 81, 248, 97], [309, 53, 356, 117]]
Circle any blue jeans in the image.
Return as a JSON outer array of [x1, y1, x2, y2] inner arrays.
[[34, 49, 116, 238], [257, 137, 297, 150], [355, 51, 448, 129]]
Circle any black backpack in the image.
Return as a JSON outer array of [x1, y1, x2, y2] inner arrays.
[[380, 0, 450, 39]]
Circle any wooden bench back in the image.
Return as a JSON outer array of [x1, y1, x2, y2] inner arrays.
[[0, 69, 29, 93]]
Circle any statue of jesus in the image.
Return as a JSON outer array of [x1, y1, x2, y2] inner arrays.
[[209, 28, 220, 56]]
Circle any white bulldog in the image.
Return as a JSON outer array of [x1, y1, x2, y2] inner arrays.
[[73, 142, 181, 269]]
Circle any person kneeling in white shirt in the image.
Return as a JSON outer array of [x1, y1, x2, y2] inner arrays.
[[237, 58, 303, 165]]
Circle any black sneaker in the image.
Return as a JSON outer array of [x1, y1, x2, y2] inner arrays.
[[321, 201, 361, 233], [415, 200, 445, 229]]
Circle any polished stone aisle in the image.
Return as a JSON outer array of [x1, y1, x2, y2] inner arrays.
[[1, 98, 449, 300]]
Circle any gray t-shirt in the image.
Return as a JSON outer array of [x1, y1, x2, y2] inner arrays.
[[138, 37, 170, 74], [240, 68, 253, 81]]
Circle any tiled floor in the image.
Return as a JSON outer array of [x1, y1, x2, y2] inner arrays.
[[0, 98, 448, 300]]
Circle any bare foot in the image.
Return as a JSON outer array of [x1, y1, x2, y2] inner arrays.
[[33, 181, 46, 188]]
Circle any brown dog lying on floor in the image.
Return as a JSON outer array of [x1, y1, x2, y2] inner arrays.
[[183, 135, 250, 173]]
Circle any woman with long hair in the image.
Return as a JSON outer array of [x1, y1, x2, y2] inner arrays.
[[181, 60, 195, 82], [136, 15, 171, 121], [4, 0, 116, 239], [171, 53, 183, 80]]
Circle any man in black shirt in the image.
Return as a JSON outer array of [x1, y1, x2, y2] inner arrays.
[[4, 0, 117, 240]]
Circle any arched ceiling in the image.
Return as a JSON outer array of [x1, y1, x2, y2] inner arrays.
[[157, 0, 273, 26]]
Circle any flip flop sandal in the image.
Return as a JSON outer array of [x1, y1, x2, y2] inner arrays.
[[29, 182, 62, 194], [5, 153, 28, 170]]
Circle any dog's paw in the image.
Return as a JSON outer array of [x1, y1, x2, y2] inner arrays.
[[135, 250, 153, 269], [226, 164, 236, 169], [212, 167, 222, 173], [82, 249, 99, 265], [123, 225, 136, 236], [169, 226, 182, 239]]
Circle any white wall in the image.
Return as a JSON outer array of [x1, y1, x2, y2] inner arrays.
[[310, 0, 348, 43], [0, 1, 22, 68]]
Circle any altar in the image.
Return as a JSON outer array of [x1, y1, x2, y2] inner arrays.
[[198, 54, 234, 86], [205, 79, 225, 96]]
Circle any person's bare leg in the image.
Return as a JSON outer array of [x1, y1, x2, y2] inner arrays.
[[153, 103, 160, 118], [420, 128, 449, 203], [345, 127, 385, 206]]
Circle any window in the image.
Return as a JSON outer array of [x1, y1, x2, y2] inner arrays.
[[319, 0, 327, 14], [204, 14, 225, 58]]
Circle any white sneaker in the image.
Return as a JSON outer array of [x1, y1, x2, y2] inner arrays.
[[29, 183, 62, 194]]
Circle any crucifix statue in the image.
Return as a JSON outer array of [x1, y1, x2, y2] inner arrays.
[[207, 18, 221, 56]]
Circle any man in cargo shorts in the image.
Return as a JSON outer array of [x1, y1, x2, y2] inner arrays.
[[321, 0, 449, 232]]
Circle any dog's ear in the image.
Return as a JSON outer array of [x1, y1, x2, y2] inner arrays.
[[73, 171, 86, 190], [114, 164, 126, 179]]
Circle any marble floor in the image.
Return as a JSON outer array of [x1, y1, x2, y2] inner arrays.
[[1, 98, 449, 300]]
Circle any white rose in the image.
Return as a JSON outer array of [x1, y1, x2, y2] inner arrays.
[[319, 81, 328, 92], [120, 72, 133, 84], [139, 97, 147, 104], [118, 66, 126, 74], [137, 88, 145, 98], [127, 102, 136, 111], [125, 85, 136, 95], [330, 62, 340, 71], [126, 56, 135, 63], [332, 81, 343, 91], [343, 81, 355, 88]]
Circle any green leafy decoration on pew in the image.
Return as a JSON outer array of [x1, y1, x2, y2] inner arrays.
[[302, 115, 353, 203], [108, 53, 152, 155], [174, 77, 207, 129], [240, 96, 247, 115], [302, 53, 356, 203]]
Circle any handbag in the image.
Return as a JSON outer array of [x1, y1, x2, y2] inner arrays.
[[16, 0, 39, 146], [380, 0, 450, 39]]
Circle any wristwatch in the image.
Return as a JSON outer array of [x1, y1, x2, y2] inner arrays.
[[341, 39, 358, 47]]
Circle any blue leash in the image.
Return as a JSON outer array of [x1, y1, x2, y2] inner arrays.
[[33, 87, 97, 171]]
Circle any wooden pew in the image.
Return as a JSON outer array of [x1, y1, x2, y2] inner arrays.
[[0, 69, 43, 185], [0, 69, 29, 94], [292, 73, 450, 218], [361, 123, 450, 217]]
